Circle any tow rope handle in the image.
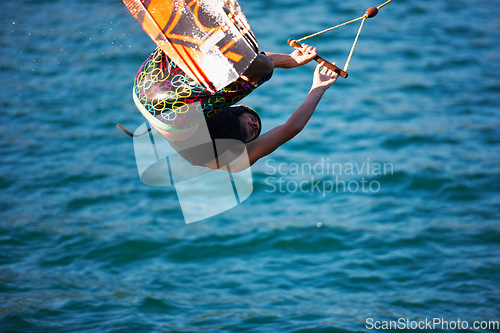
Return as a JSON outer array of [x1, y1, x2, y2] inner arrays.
[[287, 39, 348, 78]]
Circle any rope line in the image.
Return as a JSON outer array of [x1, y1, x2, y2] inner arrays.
[[295, 0, 393, 42], [291, 0, 394, 74], [343, 17, 366, 72], [377, 0, 393, 10], [296, 16, 365, 43]]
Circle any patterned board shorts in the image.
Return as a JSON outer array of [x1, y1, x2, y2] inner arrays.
[[133, 48, 264, 132]]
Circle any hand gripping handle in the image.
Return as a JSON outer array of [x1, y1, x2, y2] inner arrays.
[[287, 39, 348, 78]]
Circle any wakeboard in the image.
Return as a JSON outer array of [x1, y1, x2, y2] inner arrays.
[[123, 0, 259, 92]]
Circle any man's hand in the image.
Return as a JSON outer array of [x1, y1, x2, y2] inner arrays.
[[311, 61, 339, 91], [266, 44, 317, 69], [290, 43, 318, 66]]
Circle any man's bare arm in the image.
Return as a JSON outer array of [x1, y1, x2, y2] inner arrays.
[[245, 62, 339, 166], [266, 44, 318, 68]]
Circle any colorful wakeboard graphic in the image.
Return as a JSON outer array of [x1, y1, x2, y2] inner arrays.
[[123, 0, 259, 92], [133, 48, 260, 131]]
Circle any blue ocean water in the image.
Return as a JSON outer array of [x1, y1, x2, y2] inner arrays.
[[1, 0, 500, 332]]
